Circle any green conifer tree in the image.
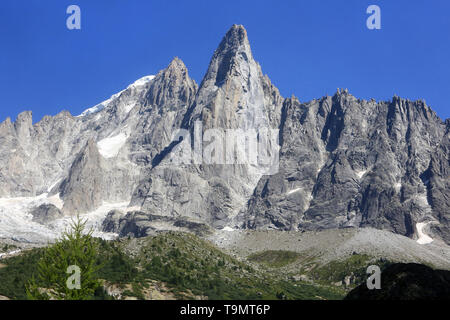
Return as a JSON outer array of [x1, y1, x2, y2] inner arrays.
[[26, 216, 101, 300]]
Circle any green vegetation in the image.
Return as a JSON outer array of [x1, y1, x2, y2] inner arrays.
[[246, 249, 395, 293], [1, 244, 18, 253], [26, 218, 102, 300], [0, 239, 137, 300], [129, 232, 343, 300], [0, 231, 345, 300], [0, 248, 45, 299], [248, 250, 301, 268], [96, 239, 139, 284], [307, 254, 393, 286]]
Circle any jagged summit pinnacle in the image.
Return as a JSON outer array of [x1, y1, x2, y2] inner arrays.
[[143, 56, 197, 109], [167, 56, 187, 71], [156, 57, 191, 81], [222, 24, 249, 47], [200, 24, 256, 88], [214, 24, 251, 59]]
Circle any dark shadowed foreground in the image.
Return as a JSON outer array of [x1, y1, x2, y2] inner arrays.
[[345, 263, 450, 300]]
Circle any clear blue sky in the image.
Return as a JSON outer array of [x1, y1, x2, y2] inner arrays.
[[0, 0, 449, 123]]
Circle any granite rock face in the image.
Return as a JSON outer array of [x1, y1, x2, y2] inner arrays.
[[0, 25, 448, 244], [243, 92, 448, 243], [31, 204, 63, 224], [127, 57, 198, 166], [102, 210, 211, 237], [60, 139, 105, 214], [426, 120, 450, 244]]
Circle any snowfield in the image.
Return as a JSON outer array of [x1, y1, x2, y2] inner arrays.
[[0, 75, 161, 246], [0, 195, 126, 245], [97, 132, 128, 158]]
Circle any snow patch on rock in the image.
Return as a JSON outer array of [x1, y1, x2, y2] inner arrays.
[[355, 170, 367, 179], [128, 75, 155, 88], [47, 193, 64, 210], [97, 133, 127, 159], [287, 188, 302, 195], [47, 179, 62, 193], [78, 92, 121, 117], [77, 75, 155, 117], [416, 222, 433, 245]]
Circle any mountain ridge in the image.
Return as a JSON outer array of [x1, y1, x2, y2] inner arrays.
[[0, 25, 448, 246]]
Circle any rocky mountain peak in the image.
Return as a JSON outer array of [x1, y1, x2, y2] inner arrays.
[[15, 110, 32, 122], [185, 24, 279, 133], [143, 57, 197, 110], [0, 117, 13, 131], [220, 24, 250, 50], [14, 111, 33, 143], [14, 111, 33, 129], [167, 56, 187, 72], [201, 24, 254, 88], [129, 25, 284, 229]]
